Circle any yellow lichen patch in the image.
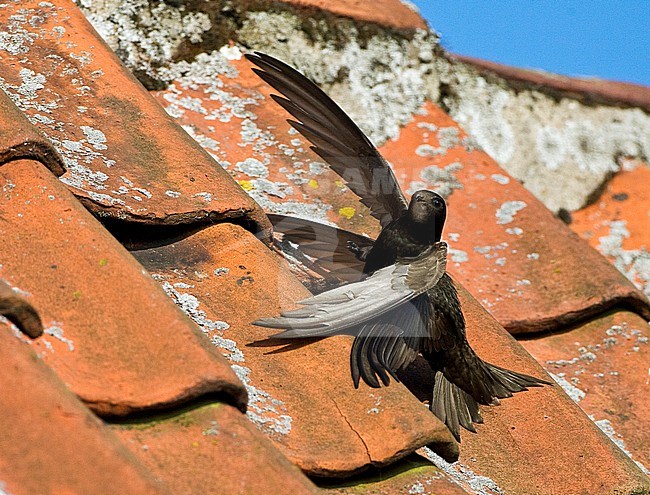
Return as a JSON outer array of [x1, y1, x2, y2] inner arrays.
[[308, 179, 319, 189], [339, 206, 355, 220], [237, 180, 254, 191], [335, 180, 345, 188]]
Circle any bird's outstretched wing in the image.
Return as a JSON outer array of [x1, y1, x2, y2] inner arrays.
[[269, 213, 372, 285], [253, 242, 447, 337], [246, 51, 408, 227]]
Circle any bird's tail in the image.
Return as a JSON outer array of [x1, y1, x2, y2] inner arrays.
[[480, 361, 552, 401], [431, 349, 552, 441], [431, 372, 483, 442]]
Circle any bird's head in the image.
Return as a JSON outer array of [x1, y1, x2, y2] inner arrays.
[[407, 190, 447, 241]]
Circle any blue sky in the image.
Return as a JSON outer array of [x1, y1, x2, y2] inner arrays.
[[410, 1, 650, 86]]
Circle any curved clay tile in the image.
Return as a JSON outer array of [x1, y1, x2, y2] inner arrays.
[[0, 159, 246, 416], [0, 1, 269, 236], [0, 322, 168, 495]]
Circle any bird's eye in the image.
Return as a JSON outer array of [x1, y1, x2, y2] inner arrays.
[[433, 199, 443, 208]]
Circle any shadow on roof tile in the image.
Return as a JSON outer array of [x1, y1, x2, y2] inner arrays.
[[0, 321, 169, 495], [0, 279, 43, 338], [0, 159, 246, 416], [319, 454, 471, 495], [0, 0, 269, 237]]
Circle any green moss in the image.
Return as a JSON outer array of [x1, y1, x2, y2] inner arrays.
[[110, 401, 224, 431], [316, 455, 442, 493]]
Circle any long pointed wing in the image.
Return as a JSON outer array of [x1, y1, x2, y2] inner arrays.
[[246, 52, 408, 227], [269, 213, 372, 285], [253, 242, 447, 337]]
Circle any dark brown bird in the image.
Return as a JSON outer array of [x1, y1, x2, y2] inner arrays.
[[248, 52, 550, 441]]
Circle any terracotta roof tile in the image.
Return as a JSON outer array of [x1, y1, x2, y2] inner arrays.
[[113, 403, 320, 495], [378, 102, 650, 333], [0, 159, 246, 416], [451, 54, 650, 112], [0, 321, 168, 495], [444, 287, 650, 495], [0, 89, 64, 175], [570, 160, 650, 298], [521, 310, 649, 474], [0, 0, 269, 235], [132, 222, 458, 477], [270, 0, 427, 31]]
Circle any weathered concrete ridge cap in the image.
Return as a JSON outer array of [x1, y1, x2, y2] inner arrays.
[[0, 159, 246, 416], [0, 322, 169, 495], [0, 88, 65, 175], [113, 403, 322, 495], [0, 0, 269, 236], [452, 54, 650, 112], [379, 102, 650, 334], [132, 222, 458, 477], [272, 0, 428, 31]]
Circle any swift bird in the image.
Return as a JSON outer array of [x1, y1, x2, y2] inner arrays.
[[248, 52, 550, 441]]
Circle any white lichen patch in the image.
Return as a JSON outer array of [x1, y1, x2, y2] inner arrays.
[[474, 242, 508, 260], [420, 447, 505, 495], [235, 157, 268, 178], [596, 220, 650, 298], [490, 174, 510, 185], [43, 322, 75, 351], [495, 200, 526, 225], [549, 372, 585, 402], [449, 248, 468, 264], [418, 162, 463, 198]]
